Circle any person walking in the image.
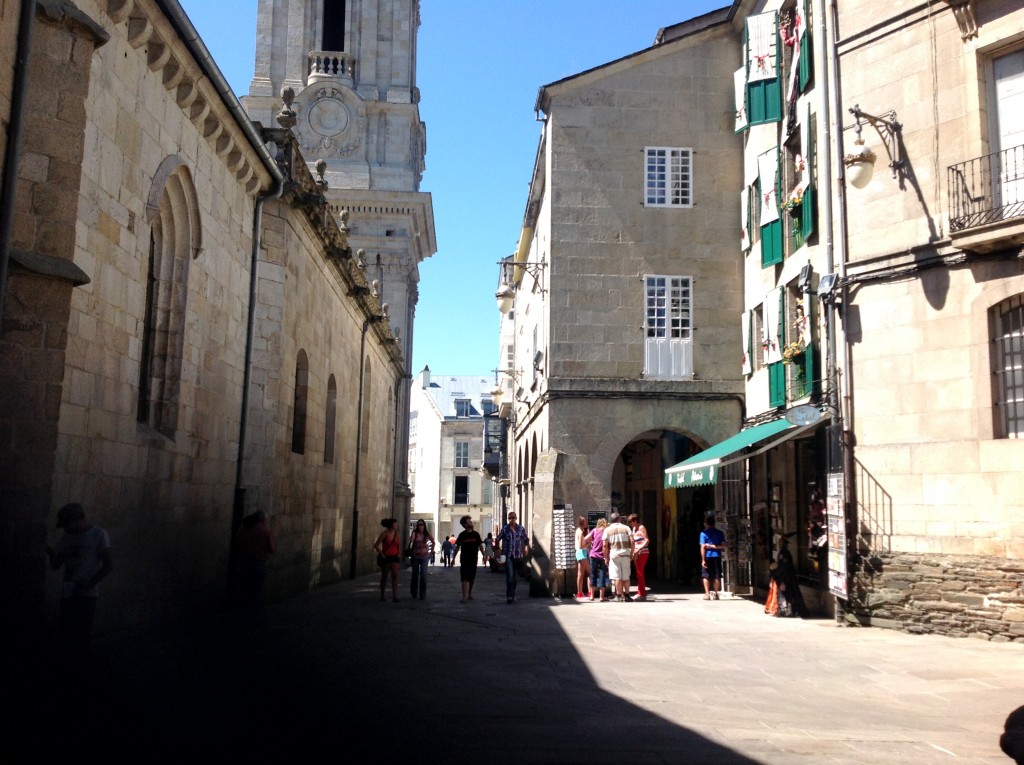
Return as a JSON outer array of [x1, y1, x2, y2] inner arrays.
[[700, 514, 726, 600], [603, 512, 634, 602], [454, 515, 483, 602], [234, 510, 276, 623], [373, 518, 402, 602], [573, 516, 591, 600], [45, 503, 113, 662], [482, 532, 495, 569], [441, 535, 454, 567], [495, 511, 530, 604], [409, 520, 435, 600], [627, 513, 651, 601], [584, 517, 609, 602]]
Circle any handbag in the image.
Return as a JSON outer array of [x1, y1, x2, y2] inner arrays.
[[403, 534, 415, 559], [376, 553, 387, 567]]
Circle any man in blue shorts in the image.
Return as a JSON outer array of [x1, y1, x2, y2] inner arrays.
[[700, 514, 726, 600]]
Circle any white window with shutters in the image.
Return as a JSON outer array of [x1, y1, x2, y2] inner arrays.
[[644, 275, 693, 379]]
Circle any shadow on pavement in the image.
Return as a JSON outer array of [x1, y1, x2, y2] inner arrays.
[[10, 565, 762, 764]]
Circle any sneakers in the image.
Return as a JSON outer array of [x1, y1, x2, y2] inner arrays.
[[712, 591, 719, 600], [574, 592, 586, 599]]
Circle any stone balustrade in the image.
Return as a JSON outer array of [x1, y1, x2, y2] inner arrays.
[[308, 51, 354, 83]]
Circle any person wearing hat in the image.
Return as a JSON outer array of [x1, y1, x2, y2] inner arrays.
[[45, 503, 113, 659]]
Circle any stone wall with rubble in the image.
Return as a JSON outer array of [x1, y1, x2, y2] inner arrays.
[[851, 553, 1024, 643]]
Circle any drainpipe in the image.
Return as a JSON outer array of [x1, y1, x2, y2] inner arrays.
[[0, 0, 36, 322], [824, 0, 855, 620], [351, 314, 384, 578], [155, 1, 287, 584], [231, 179, 284, 544]]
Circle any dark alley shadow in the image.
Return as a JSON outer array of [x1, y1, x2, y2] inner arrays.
[[9, 567, 763, 764]]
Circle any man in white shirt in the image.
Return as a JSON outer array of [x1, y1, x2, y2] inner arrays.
[[45, 503, 113, 660], [602, 512, 634, 602]]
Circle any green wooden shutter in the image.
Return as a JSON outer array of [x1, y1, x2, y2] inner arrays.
[[760, 150, 783, 267], [768, 362, 786, 406], [798, 0, 812, 93], [801, 105, 816, 241], [746, 14, 781, 125], [801, 341, 815, 398]]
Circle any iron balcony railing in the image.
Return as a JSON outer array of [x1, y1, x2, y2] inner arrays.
[[948, 143, 1024, 232]]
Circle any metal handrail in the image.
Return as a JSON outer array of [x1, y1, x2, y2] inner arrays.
[[948, 143, 1024, 232]]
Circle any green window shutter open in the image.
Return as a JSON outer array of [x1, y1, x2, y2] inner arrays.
[[768, 361, 786, 406], [802, 341, 815, 396], [748, 80, 782, 125], [746, 13, 781, 125], [801, 104, 816, 240], [762, 220, 783, 266], [799, 0, 812, 92]]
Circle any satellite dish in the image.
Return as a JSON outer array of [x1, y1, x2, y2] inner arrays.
[[785, 405, 822, 427]]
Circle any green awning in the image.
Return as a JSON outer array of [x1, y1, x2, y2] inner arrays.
[[664, 418, 797, 489]]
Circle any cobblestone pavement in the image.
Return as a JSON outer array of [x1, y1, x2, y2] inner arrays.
[[12, 563, 1024, 764]]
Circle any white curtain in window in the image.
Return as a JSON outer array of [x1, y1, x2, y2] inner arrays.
[[763, 288, 784, 365], [747, 12, 778, 84], [734, 66, 748, 132], [758, 149, 779, 224], [786, 5, 806, 101], [741, 187, 751, 251]]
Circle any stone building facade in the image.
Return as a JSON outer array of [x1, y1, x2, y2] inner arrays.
[[496, 9, 745, 596], [674, 0, 1024, 639], [409, 368, 496, 541], [833, 0, 1024, 639], [0, 0, 418, 648]]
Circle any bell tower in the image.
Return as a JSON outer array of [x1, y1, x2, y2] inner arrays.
[[243, 0, 436, 527]]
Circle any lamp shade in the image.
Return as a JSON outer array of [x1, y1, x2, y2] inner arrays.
[[844, 139, 876, 189], [496, 284, 515, 314]]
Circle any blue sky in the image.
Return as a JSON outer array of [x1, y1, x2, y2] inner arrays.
[[178, 0, 728, 376]]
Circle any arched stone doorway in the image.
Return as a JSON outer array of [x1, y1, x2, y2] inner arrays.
[[609, 429, 711, 590]]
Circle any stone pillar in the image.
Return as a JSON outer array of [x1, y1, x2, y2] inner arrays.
[[0, 2, 106, 647]]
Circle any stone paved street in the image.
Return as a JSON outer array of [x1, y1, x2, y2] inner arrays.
[[13, 563, 1024, 764]]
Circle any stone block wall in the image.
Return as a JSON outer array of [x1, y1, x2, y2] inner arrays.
[[852, 552, 1024, 642]]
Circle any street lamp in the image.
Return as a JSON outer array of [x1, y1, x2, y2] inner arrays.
[[844, 104, 904, 188]]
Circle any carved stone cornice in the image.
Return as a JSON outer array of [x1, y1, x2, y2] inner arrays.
[[943, 0, 978, 40], [97, 0, 270, 196]]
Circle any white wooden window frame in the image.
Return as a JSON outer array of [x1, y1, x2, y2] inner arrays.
[[455, 441, 470, 468], [643, 275, 693, 379], [645, 147, 693, 208]]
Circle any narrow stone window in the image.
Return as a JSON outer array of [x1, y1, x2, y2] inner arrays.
[[360, 357, 372, 452], [139, 159, 200, 438], [292, 350, 310, 454], [324, 374, 338, 464]]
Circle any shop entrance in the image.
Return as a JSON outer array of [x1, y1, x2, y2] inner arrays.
[[611, 429, 705, 592]]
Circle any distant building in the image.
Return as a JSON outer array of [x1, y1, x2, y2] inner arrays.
[[494, 8, 744, 595], [409, 368, 497, 541]]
